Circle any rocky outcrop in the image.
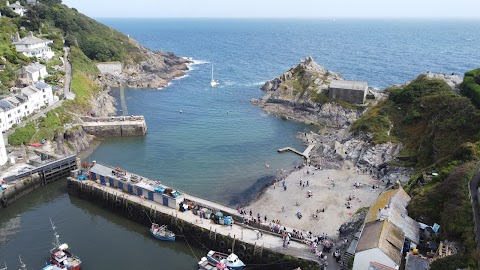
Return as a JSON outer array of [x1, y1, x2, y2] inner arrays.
[[54, 127, 94, 156], [100, 49, 190, 89], [88, 88, 117, 117], [262, 57, 411, 183], [261, 56, 341, 93], [255, 56, 373, 127]]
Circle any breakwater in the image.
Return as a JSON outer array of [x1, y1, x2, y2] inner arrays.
[[1, 155, 78, 208], [67, 177, 321, 270], [81, 115, 147, 137]]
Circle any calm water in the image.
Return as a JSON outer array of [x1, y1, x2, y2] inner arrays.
[[2, 19, 480, 268]]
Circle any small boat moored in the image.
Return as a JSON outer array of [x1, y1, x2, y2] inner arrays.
[[198, 257, 228, 270], [206, 250, 245, 269], [49, 219, 82, 270], [150, 223, 176, 241]]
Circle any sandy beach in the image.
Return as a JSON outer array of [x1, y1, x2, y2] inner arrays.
[[246, 160, 383, 239]]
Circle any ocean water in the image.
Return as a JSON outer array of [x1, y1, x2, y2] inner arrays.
[[2, 19, 480, 268], [89, 18, 480, 205]]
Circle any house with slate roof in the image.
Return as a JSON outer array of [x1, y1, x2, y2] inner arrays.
[[13, 32, 54, 60], [20, 62, 48, 84], [6, 1, 26, 16]]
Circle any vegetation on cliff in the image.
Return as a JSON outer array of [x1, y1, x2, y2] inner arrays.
[[351, 74, 480, 268]]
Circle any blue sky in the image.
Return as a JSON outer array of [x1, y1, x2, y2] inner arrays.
[[63, 0, 480, 18]]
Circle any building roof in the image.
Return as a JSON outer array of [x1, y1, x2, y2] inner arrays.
[[34, 81, 50, 90], [0, 100, 15, 110], [24, 62, 46, 74], [356, 220, 404, 266], [21, 86, 38, 97], [13, 33, 51, 46], [6, 96, 21, 106], [330, 80, 368, 91], [368, 261, 397, 270], [405, 253, 430, 270], [365, 187, 420, 244], [8, 3, 24, 9]]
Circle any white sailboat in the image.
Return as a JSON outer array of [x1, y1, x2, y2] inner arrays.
[[210, 64, 218, 87]]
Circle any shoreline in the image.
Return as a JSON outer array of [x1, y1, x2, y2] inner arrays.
[[245, 160, 384, 239]]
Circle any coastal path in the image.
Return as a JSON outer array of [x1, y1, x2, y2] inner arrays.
[[63, 47, 76, 100]]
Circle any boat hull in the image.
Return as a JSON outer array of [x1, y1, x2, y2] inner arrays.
[[206, 251, 245, 269], [150, 229, 176, 241]]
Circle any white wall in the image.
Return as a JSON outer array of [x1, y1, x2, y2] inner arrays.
[[353, 249, 398, 270], [0, 133, 6, 166]]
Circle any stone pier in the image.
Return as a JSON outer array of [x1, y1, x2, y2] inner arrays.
[[81, 115, 147, 137]]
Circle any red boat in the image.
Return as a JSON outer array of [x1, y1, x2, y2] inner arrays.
[[49, 219, 82, 270]]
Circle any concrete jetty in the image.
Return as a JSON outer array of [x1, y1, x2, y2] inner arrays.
[[81, 115, 147, 137], [278, 144, 315, 164], [67, 163, 322, 270]]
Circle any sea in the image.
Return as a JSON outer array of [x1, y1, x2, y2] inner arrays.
[[1, 19, 480, 269]]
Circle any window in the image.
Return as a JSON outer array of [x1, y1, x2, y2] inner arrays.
[[25, 105, 27, 109], [7, 114, 11, 118]]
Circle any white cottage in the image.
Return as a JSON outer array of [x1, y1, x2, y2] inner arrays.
[[13, 32, 54, 60], [20, 62, 48, 83], [6, 1, 26, 17], [0, 82, 54, 133]]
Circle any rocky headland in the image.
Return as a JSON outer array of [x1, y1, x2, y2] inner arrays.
[[254, 56, 411, 184], [100, 45, 191, 89]]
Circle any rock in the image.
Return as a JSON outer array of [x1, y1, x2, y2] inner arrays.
[[99, 47, 191, 89]]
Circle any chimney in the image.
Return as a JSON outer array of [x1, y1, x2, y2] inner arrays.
[[16, 32, 20, 41], [6, 1, 10, 6], [15, 1, 20, 5], [29, 31, 33, 37]]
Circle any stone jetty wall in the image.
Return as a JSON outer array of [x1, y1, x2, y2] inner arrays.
[[81, 116, 147, 137], [67, 178, 320, 270]]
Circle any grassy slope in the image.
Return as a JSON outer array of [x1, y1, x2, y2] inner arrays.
[[351, 74, 480, 269], [6, 0, 136, 145]]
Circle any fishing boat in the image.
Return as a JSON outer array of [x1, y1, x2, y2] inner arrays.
[[49, 219, 82, 270], [43, 264, 66, 270], [198, 257, 228, 270], [210, 64, 218, 87], [206, 250, 245, 269], [150, 223, 176, 241]]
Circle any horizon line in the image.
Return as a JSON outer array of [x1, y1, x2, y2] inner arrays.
[[93, 16, 480, 20]]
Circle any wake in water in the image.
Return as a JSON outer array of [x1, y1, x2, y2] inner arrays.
[[183, 57, 210, 71]]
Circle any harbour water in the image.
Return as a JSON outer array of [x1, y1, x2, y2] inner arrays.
[[2, 19, 480, 268]]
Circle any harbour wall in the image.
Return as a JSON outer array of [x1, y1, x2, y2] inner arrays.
[[81, 116, 147, 137], [1, 155, 78, 208], [67, 178, 320, 270]]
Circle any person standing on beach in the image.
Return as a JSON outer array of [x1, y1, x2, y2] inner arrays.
[[307, 180, 309, 187]]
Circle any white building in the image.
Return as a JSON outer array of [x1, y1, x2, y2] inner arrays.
[[353, 220, 404, 270], [0, 132, 7, 166], [0, 82, 54, 133], [33, 81, 54, 105], [13, 32, 54, 61], [20, 62, 48, 84], [6, 1, 26, 17]]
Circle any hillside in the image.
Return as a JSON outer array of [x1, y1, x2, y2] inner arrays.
[[1, 0, 189, 153], [352, 74, 480, 269]]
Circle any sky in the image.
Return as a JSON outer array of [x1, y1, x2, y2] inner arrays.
[[62, 0, 480, 19]]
